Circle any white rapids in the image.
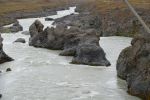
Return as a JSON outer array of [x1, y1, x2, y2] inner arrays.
[[0, 7, 140, 100]]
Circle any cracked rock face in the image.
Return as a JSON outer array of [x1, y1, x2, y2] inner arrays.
[[0, 34, 13, 64], [29, 20, 110, 66], [117, 33, 150, 100]]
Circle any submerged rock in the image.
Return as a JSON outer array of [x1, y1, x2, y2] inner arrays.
[[116, 33, 150, 100], [6, 68, 12, 72], [0, 34, 13, 64], [21, 31, 30, 35], [29, 20, 110, 66], [14, 38, 26, 43], [45, 17, 54, 21]]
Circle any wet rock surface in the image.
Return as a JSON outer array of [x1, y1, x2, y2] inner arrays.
[[14, 38, 26, 43], [21, 31, 30, 35], [29, 19, 110, 66], [6, 68, 12, 72], [116, 33, 150, 100], [45, 17, 54, 21], [0, 34, 13, 64]]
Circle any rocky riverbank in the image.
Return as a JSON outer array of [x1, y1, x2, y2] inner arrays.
[[0, 21, 23, 33], [0, 6, 69, 27], [117, 33, 150, 100], [1, 0, 149, 37], [75, 2, 150, 37], [0, 34, 13, 64]]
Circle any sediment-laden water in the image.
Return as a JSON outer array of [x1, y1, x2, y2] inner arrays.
[[0, 7, 140, 100]]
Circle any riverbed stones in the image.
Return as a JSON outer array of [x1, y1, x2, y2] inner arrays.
[[116, 33, 150, 100], [0, 34, 13, 64], [21, 31, 30, 35], [6, 68, 12, 72], [14, 38, 26, 43], [29, 20, 110, 66], [45, 17, 54, 21]]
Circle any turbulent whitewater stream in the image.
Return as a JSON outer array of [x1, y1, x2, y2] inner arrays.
[[0, 7, 140, 100]]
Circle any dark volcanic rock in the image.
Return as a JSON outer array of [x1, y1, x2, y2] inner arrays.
[[53, 13, 102, 36], [72, 44, 111, 66], [10, 21, 23, 32], [0, 34, 13, 64], [116, 33, 150, 100], [29, 20, 110, 66], [0, 21, 23, 33], [14, 38, 26, 43], [29, 20, 67, 50], [45, 17, 54, 21], [21, 31, 30, 35], [6, 68, 12, 72], [0, 94, 2, 98]]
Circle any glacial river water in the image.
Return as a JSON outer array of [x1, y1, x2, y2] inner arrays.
[[0, 7, 140, 100]]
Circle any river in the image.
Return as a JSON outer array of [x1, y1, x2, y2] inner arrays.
[[0, 7, 140, 100]]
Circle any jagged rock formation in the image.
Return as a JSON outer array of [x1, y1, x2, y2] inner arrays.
[[117, 33, 150, 100], [0, 34, 13, 64], [29, 20, 110, 66]]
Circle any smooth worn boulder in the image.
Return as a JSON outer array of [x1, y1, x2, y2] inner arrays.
[[0, 34, 13, 64], [116, 33, 150, 100], [29, 20, 110, 66], [14, 38, 26, 43], [6, 68, 12, 72], [45, 17, 54, 21], [21, 31, 30, 35]]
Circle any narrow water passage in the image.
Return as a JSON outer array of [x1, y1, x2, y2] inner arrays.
[[0, 7, 140, 100]]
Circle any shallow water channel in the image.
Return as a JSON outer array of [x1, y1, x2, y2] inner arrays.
[[0, 7, 140, 100]]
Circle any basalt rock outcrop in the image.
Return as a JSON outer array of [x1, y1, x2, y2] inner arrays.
[[29, 20, 110, 66], [0, 21, 23, 33], [53, 13, 102, 36], [116, 33, 150, 100], [0, 34, 13, 64]]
